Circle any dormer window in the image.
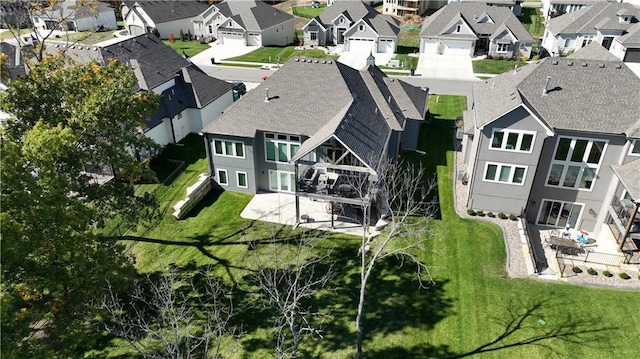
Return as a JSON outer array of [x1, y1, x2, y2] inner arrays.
[[229, 21, 232, 27], [339, 18, 344, 24], [456, 25, 462, 33], [359, 24, 364, 31]]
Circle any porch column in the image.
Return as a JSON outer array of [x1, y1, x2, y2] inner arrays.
[[295, 163, 300, 224], [619, 202, 639, 252]]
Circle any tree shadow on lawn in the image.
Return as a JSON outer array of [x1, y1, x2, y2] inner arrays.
[[238, 241, 455, 357], [448, 298, 619, 358]]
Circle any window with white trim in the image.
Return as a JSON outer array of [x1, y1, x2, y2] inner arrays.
[[455, 25, 461, 33], [236, 171, 247, 188], [497, 43, 509, 52], [265, 133, 300, 163], [537, 199, 583, 228], [310, 32, 317, 41], [490, 129, 535, 152], [581, 35, 594, 48], [269, 170, 296, 193], [216, 169, 228, 186], [208, 25, 213, 33], [213, 140, 245, 158], [483, 162, 527, 185], [630, 140, 640, 155], [358, 24, 364, 31], [546, 137, 606, 190]]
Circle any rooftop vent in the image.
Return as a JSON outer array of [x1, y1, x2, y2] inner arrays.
[[581, 62, 587, 67], [513, 64, 518, 75], [551, 60, 558, 65], [615, 64, 622, 69], [264, 88, 270, 103], [567, 61, 573, 66], [314, 59, 318, 63], [322, 60, 326, 64], [294, 58, 299, 62], [599, 63, 605, 68], [543, 75, 551, 96], [328, 60, 333, 64]]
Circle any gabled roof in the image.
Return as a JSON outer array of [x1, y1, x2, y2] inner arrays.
[[546, 2, 640, 35], [123, 0, 208, 23], [311, 0, 399, 36], [617, 22, 640, 45], [612, 159, 640, 201], [211, 0, 293, 31], [421, 3, 533, 43], [471, 43, 640, 135], [202, 58, 425, 170]]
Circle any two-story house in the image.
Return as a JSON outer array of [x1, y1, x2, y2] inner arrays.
[[201, 57, 428, 221], [420, 3, 533, 58], [50, 34, 234, 146], [541, 2, 640, 61], [447, 0, 524, 16], [301, 1, 400, 54], [32, 0, 117, 33], [191, 0, 294, 47], [541, 0, 607, 20], [382, 0, 429, 18], [462, 42, 640, 255]]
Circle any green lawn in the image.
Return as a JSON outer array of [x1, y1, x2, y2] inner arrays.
[[292, 5, 326, 18], [162, 39, 211, 57], [225, 46, 338, 64], [398, 29, 421, 48], [110, 96, 640, 358], [473, 59, 528, 74], [520, 7, 545, 39]]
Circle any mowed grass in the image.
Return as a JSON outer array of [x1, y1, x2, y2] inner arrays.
[[225, 46, 338, 63], [121, 96, 640, 358], [520, 7, 545, 38], [162, 39, 211, 57], [473, 59, 528, 74], [292, 5, 326, 18]]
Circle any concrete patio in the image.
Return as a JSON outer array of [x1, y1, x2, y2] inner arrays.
[[240, 192, 368, 237], [416, 53, 476, 80]]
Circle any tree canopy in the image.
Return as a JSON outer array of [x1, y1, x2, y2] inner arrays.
[[1, 54, 160, 357]]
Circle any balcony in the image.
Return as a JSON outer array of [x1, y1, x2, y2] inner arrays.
[[611, 196, 633, 227]]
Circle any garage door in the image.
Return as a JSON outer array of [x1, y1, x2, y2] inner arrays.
[[377, 38, 395, 53], [247, 32, 261, 46], [128, 25, 144, 36], [624, 48, 640, 63], [422, 39, 438, 54], [220, 32, 245, 46], [443, 40, 471, 56], [348, 38, 375, 53]]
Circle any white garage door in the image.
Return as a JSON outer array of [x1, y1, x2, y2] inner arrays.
[[422, 39, 438, 54], [247, 32, 261, 46], [377, 38, 395, 53], [348, 38, 375, 53], [220, 32, 245, 46], [443, 40, 472, 56]]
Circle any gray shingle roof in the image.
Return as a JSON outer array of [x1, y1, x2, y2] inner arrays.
[[312, 0, 399, 36], [566, 40, 620, 61], [202, 58, 424, 169], [617, 22, 640, 45], [421, 3, 533, 42], [612, 159, 640, 201], [123, 0, 208, 23], [546, 2, 640, 35], [213, 0, 293, 31], [35, 0, 114, 20], [182, 66, 233, 108], [472, 44, 640, 135]]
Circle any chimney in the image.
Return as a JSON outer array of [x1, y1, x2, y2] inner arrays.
[[264, 88, 270, 103], [366, 51, 375, 67], [542, 76, 551, 96]]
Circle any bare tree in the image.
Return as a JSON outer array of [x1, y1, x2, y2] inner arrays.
[[352, 158, 439, 359], [245, 233, 336, 359], [101, 267, 240, 359]]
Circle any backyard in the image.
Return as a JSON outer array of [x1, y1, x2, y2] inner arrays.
[[225, 46, 338, 64], [162, 39, 211, 58], [103, 95, 640, 358], [473, 59, 528, 74]]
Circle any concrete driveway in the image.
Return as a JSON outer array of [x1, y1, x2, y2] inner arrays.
[[417, 53, 476, 80], [190, 42, 259, 68], [338, 51, 395, 70]]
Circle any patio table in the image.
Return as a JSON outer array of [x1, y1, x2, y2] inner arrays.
[[549, 236, 581, 249]]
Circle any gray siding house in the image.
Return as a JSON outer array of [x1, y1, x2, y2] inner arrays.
[[463, 42, 640, 250], [301, 1, 400, 54], [202, 57, 428, 218]]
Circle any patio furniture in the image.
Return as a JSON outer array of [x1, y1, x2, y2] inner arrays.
[[549, 236, 582, 250]]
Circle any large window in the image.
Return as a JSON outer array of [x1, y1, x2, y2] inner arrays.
[[310, 32, 317, 41], [269, 170, 296, 193], [216, 169, 228, 186], [546, 137, 606, 190], [581, 35, 594, 48], [483, 162, 527, 185], [213, 139, 244, 158], [490, 129, 535, 153], [630, 140, 640, 155], [265, 133, 300, 163], [537, 200, 583, 228]]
